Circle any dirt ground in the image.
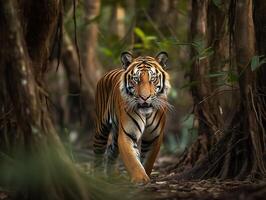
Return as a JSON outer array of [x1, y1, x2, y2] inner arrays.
[[77, 150, 266, 200], [138, 155, 266, 200], [1, 151, 265, 200]]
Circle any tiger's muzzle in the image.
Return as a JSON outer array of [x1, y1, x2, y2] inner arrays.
[[137, 98, 154, 115]]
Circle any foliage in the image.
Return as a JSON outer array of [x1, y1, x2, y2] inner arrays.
[[134, 27, 157, 50], [192, 40, 214, 61], [250, 55, 266, 71]]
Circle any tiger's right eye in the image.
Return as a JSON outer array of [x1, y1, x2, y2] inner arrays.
[[132, 76, 139, 82]]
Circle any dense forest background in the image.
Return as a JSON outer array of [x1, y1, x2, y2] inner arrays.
[[1, 0, 266, 199]]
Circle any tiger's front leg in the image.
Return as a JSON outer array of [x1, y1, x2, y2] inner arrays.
[[118, 126, 150, 184], [141, 133, 164, 176], [141, 112, 165, 176]]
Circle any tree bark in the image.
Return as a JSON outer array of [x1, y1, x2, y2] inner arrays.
[[109, 3, 126, 39], [62, 30, 96, 136], [0, 1, 90, 199], [171, 0, 266, 181], [83, 0, 102, 91], [149, 0, 178, 35], [234, 0, 266, 177], [175, 0, 224, 172], [253, 0, 266, 136]]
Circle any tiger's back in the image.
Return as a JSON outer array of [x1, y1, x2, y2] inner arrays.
[[95, 69, 123, 127], [93, 69, 122, 156]]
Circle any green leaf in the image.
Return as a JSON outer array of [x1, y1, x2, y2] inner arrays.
[[99, 47, 113, 57], [207, 72, 226, 78], [145, 36, 157, 41], [251, 55, 266, 71], [191, 40, 204, 53], [198, 46, 214, 60], [227, 71, 239, 83], [191, 40, 214, 60], [133, 43, 143, 49], [212, 0, 222, 7], [134, 27, 146, 43]]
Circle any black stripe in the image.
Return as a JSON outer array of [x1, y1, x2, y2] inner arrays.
[[112, 133, 118, 148], [95, 134, 108, 140], [146, 112, 153, 119], [94, 149, 105, 154], [141, 144, 151, 150], [121, 125, 137, 143], [135, 62, 144, 68], [141, 143, 150, 148], [127, 111, 143, 133], [113, 142, 118, 148], [141, 148, 150, 153], [125, 132, 137, 143], [93, 142, 107, 147], [96, 81, 102, 116], [94, 137, 107, 144], [160, 72, 165, 94], [142, 135, 159, 145], [99, 123, 111, 134], [134, 110, 145, 124], [145, 63, 154, 68], [150, 113, 164, 134], [146, 111, 158, 127], [124, 73, 133, 95], [101, 74, 106, 106]]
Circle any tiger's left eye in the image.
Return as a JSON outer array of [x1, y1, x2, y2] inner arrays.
[[150, 76, 157, 82]]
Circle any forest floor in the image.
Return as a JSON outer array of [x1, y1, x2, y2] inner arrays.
[[140, 155, 266, 200], [0, 150, 265, 200], [77, 150, 266, 200]]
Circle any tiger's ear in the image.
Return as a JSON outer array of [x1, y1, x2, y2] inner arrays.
[[156, 51, 168, 69], [121, 51, 133, 69]]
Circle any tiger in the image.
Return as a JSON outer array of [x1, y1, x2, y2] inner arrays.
[[93, 52, 171, 183]]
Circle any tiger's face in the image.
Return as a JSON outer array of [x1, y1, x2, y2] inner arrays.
[[120, 52, 171, 115]]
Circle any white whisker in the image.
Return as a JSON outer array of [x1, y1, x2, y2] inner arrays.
[[152, 97, 174, 112]]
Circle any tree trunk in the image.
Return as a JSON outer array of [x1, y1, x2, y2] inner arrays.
[[207, 1, 234, 126], [0, 1, 90, 199], [174, 0, 224, 172], [109, 3, 126, 39], [149, 0, 178, 35], [83, 0, 102, 91], [253, 0, 266, 140], [171, 0, 266, 181], [232, 0, 266, 178], [62, 30, 96, 141]]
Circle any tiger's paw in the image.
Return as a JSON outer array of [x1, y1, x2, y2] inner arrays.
[[131, 173, 150, 184]]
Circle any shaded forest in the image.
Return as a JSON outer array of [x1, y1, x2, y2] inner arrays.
[[0, 0, 266, 199]]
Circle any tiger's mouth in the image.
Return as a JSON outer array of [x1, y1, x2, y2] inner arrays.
[[137, 103, 153, 115], [137, 102, 152, 109]]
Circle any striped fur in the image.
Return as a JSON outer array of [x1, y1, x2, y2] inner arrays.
[[93, 52, 171, 183]]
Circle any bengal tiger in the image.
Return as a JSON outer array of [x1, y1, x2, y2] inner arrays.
[[93, 52, 171, 183]]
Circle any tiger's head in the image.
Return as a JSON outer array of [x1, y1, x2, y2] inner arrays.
[[120, 52, 171, 115]]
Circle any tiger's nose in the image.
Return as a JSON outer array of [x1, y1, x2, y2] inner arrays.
[[140, 95, 151, 101]]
